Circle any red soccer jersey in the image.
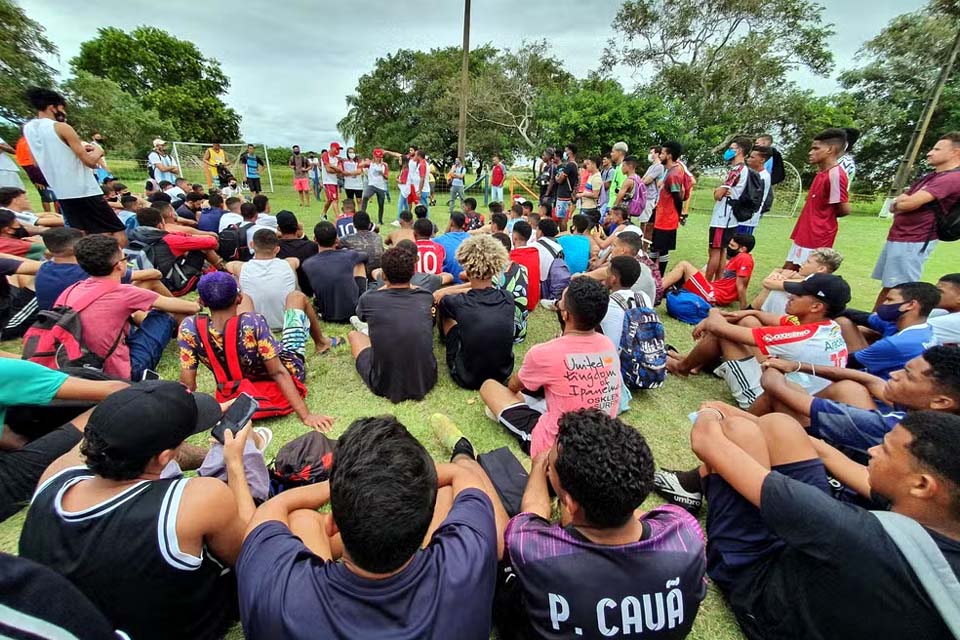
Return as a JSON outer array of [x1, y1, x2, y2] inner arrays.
[[710, 252, 754, 305], [654, 164, 689, 231], [509, 246, 541, 309], [791, 165, 848, 249], [415, 239, 445, 275], [491, 162, 506, 187]]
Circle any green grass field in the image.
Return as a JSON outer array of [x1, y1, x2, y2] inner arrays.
[[1, 165, 956, 640]]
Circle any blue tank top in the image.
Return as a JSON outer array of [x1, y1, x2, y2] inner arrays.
[[558, 235, 590, 274]]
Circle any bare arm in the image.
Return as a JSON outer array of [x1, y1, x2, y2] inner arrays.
[[151, 296, 201, 316], [245, 482, 331, 538], [703, 311, 758, 346], [0, 142, 15, 154], [809, 437, 871, 498], [890, 190, 936, 214], [519, 452, 551, 519], [53, 377, 129, 402], [54, 122, 103, 168], [763, 358, 889, 401], [222, 423, 257, 524], [264, 356, 333, 431], [507, 373, 524, 394], [836, 202, 851, 218], [736, 276, 750, 310], [130, 268, 162, 282], [759, 367, 816, 417], [179, 367, 198, 391], [690, 412, 770, 507]]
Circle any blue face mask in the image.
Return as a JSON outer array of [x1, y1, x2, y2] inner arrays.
[[562, 152, 568, 161], [723, 148, 736, 162], [876, 302, 906, 322]]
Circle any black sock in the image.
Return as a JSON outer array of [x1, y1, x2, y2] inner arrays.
[[451, 437, 475, 461], [675, 467, 703, 493], [354, 276, 367, 294]]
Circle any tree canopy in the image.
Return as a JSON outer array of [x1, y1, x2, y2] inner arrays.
[[0, 0, 58, 123], [71, 26, 240, 142]]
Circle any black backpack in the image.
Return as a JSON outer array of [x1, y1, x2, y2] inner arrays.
[[127, 233, 202, 296], [269, 431, 337, 496], [935, 176, 960, 242], [217, 222, 255, 261], [730, 168, 765, 222]]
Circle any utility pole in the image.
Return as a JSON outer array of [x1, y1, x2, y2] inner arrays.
[[889, 25, 960, 196], [457, 0, 471, 160]]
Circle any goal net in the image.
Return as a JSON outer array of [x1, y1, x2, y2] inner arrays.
[[169, 142, 275, 193]]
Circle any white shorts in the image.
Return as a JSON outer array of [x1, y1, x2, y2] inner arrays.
[[714, 357, 763, 409], [785, 243, 815, 265], [760, 289, 789, 316], [636, 198, 656, 224]]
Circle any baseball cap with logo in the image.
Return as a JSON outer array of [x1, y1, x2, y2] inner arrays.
[[373, 148, 384, 158], [152, 138, 166, 147], [330, 142, 342, 153], [783, 273, 852, 317], [84, 381, 222, 460]]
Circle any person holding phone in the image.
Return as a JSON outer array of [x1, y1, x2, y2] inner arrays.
[[19, 381, 265, 640]]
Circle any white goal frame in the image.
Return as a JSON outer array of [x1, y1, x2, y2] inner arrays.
[[169, 141, 275, 193]]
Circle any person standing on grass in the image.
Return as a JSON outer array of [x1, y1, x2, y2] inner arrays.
[[147, 138, 179, 185], [239, 144, 265, 196], [785, 128, 850, 270], [449, 157, 467, 212], [203, 140, 229, 189], [321, 143, 343, 219], [433, 235, 516, 390], [873, 132, 960, 309], [490, 153, 506, 203], [21, 88, 127, 246], [362, 148, 390, 225], [605, 141, 629, 212], [341, 147, 364, 209], [288, 145, 311, 207], [348, 242, 438, 403], [554, 144, 579, 232], [650, 141, 689, 275], [480, 277, 621, 456], [575, 156, 603, 226], [738, 145, 772, 238], [838, 126, 860, 185], [637, 145, 665, 239], [706, 136, 751, 282]]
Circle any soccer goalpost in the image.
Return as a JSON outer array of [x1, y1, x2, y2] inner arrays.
[[169, 142, 275, 193]]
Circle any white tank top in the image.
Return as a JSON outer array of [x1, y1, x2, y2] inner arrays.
[[22, 118, 101, 199], [239, 258, 297, 330]]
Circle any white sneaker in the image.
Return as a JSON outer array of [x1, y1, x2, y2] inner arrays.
[[349, 315, 369, 335], [539, 299, 557, 311], [391, 220, 401, 227]]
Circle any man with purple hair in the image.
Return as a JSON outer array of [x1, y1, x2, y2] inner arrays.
[[177, 271, 337, 430]]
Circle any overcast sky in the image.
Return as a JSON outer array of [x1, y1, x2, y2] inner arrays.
[[24, 0, 925, 147]]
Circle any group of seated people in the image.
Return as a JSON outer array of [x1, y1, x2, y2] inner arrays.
[[3, 179, 960, 639]]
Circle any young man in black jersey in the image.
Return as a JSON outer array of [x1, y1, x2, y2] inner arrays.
[[19, 382, 266, 640]]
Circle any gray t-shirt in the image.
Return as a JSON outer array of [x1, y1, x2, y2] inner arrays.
[[643, 162, 665, 204], [239, 258, 297, 330]]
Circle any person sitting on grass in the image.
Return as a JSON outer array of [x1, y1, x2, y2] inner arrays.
[[234, 229, 299, 331], [659, 232, 756, 309], [600, 256, 651, 348], [0, 209, 44, 260], [835, 281, 939, 379], [385, 209, 415, 245], [300, 221, 368, 323], [276, 209, 319, 296], [0, 186, 63, 228], [756, 345, 960, 461], [0, 250, 40, 341], [509, 220, 541, 310], [491, 232, 529, 344], [435, 212, 471, 282], [335, 198, 357, 238], [197, 192, 227, 232], [500, 409, 707, 639], [339, 210, 384, 279], [580, 231, 659, 308], [667, 273, 851, 409], [368, 239, 451, 292], [686, 405, 960, 640], [557, 213, 595, 275], [433, 234, 516, 390], [117, 194, 140, 234], [462, 196, 485, 231], [236, 414, 508, 639], [130, 206, 224, 293], [217, 196, 244, 231], [480, 277, 621, 456], [178, 271, 336, 430], [19, 382, 263, 640], [751, 247, 843, 315], [348, 242, 437, 403], [930, 272, 960, 345]]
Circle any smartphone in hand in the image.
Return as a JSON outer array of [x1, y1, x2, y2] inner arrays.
[[210, 393, 258, 445], [141, 369, 160, 381]]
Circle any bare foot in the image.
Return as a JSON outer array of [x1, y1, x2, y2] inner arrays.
[[666, 357, 688, 377]]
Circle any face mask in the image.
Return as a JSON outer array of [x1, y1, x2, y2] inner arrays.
[[648, 153, 655, 163], [53, 108, 67, 123], [876, 302, 907, 322], [293, 150, 300, 155], [726, 246, 739, 259], [12, 227, 29, 239], [723, 148, 736, 162], [229, 182, 237, 188], [562, 152, 568, 161], [348, 152, 356, 159]]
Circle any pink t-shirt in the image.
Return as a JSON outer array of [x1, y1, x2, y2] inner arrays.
[[518, 332, 621, 457], [55, 277, 159, 378]]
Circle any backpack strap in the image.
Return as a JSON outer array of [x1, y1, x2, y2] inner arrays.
[[610, 292, 630, 311], [195, 314, 234, 384], [540, 239, 564, 260], [222, 315, 248, 381], [872, 510, 960, 637]]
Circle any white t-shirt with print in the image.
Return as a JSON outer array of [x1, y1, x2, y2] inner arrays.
[[753, 317, 848, 393]]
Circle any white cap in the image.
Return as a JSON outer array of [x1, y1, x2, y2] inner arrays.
[[613, 141, 629, 153], [152, 138, 166, 147]]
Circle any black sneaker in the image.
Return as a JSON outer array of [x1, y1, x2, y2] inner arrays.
[[653, 469, 703, 514]]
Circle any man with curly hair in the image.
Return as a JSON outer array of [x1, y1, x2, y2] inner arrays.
[[480, 277, 621, 456], [348, 241, 437, 402], [433, 235, 516, 390], [498, 409, 707, 638]]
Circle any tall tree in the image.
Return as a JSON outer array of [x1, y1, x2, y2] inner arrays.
[[0, 0, 58, 123], [60, 71, 179, 158], [71, 26, 240, 142], [607, 0, 835, 147], [839, 2, 960, 188]]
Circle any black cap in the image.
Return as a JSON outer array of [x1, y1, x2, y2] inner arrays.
[[275, 210, 298, 233], [85, 381, 222, 459], [783, 273, 852, 316]]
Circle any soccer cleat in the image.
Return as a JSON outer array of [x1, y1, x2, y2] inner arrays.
[[653, 469, 703, 514], [349, 315, 369, 335]]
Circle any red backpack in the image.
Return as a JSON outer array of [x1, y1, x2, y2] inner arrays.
[[22, 281, 123, 371], [195, 314, 307, 419]]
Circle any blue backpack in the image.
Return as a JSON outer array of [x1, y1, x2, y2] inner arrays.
[[611, 293, 667, 390], [539, 239, 571, 300], [665, 289, 711, 324]]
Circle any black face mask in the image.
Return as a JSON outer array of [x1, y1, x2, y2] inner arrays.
[[53, 108, 67, 123], [726, 246, 740, 259], [12, 227, 29, 239]]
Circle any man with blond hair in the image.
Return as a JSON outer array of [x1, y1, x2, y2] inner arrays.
[[752, 247, 843, 315]]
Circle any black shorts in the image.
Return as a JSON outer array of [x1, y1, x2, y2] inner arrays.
[[705, 458, 828, 595], [0, 286, 38, 340], [708, 225, 736, 249], [23, 164, 48, 188], [443, 326, 474, 390], [355, 347, 376, 392], [651, 228, 677, 253], [58, 195, 125, 233], [246, 177, 262, 192], [345, 188, 363, 200], [496, 403, 543, 454], [0, 424, 82, 522]]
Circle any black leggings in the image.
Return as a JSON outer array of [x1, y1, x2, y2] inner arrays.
[[362, 187, 387, 223]]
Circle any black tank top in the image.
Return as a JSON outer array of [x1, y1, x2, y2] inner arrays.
[[19, 467, 237, 640]]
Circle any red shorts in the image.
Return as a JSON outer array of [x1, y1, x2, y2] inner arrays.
[[294, 178, 309, 191], [683, 272, 717, 305], [324, 184, 339, 201]]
